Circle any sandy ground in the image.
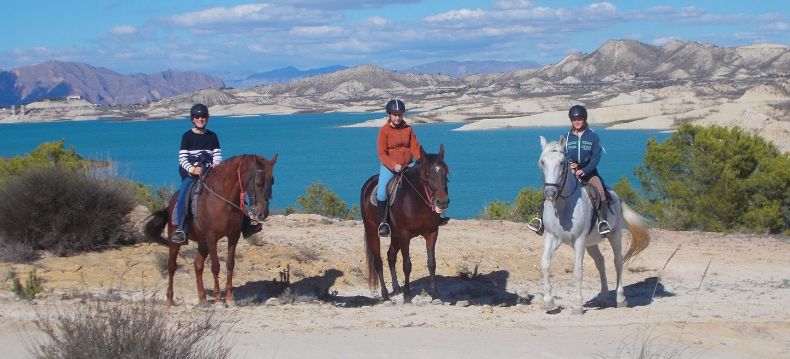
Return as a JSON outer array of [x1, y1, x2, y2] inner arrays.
[[0, 214, 788, 358]]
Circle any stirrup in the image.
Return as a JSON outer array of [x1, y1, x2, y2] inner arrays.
[[527, 218, 542, 232], [378, 222, 391, 237], [598, 220, 611, 236], [171, 229, 187, 244]]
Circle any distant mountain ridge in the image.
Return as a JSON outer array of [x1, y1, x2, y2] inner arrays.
[[0, 61, 224, 106], [225, 65, 348, 88], [402, 60, 541, 77]]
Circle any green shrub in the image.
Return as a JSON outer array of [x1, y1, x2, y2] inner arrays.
[[613, 176, 644, 212], [124, 181, 173, 213], [29, 298, 232, 359], [479, 187, 542, 222], [0, 141, 86, 186], [12, 269, 43, 300], [0, 167, 139, 257], [636, 124, 790, 233], [296, 182, 357, 219]]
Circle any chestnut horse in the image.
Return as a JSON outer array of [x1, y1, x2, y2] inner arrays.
[[144, 154, 277, 305], [360, 145, 449, 300]]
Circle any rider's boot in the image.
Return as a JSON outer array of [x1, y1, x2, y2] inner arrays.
[[242, 216, 263, 239], [171, 228, 187, 244], [438, 215, 450, 226], [377, 200, 390, 237], [598, 201, 611, 236]]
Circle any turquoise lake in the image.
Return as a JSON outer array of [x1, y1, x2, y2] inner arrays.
[[0, 113, 669, 219]]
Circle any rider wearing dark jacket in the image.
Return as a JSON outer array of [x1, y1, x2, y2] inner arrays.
[[529, 105, 611, 236]]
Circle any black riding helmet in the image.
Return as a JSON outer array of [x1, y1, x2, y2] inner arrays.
[[568, 104, 587, 120], [385, 99, 405, 114], [190, 103, 209, 119]]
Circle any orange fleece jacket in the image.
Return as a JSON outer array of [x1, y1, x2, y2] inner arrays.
[[377, 122, 421, 170]]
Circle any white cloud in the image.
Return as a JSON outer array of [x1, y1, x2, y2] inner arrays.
[[492, 0, 534, 10], [368, 16, 390, 26], [424, 8, 487, 23], [585, 2, 618, 17], [169, 3, 334, 29], [110, 25, 138, 35], [290, 26, 344, 37], [653, 36, 679, 46], [764, 22, 789, 31]]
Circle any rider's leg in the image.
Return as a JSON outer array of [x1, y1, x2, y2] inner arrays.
[[528, 200, 545, 235], [376, 165, 394, 237], [173, 177, 194, 243], [589, 176, 611, 236]]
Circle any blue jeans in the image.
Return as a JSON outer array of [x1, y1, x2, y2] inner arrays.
[[175, 176, 194, 230], [376, 165, 394, 202]]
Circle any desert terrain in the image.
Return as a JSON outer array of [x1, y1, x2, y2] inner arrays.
[[0, 213, 788, 358]]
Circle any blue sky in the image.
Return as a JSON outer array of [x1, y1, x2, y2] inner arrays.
[[1, 1, 787, 78]]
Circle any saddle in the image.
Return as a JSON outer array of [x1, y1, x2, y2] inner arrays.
[[369, 170, 407, 207], [581, 181, 612, 230]]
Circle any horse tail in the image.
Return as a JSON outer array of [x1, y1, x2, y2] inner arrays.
[[143, 208, 170, 246], [620, 201, 650, 264], [364, 233, 380, 291]]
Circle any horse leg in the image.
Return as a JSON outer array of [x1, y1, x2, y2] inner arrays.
[[366, 230, 390, 300], [541, 234, 561, 311], [207, 239, 222, 303], [572, 236, 587, 315], [400, 241, 413, 296], [586, 244, 609, 307], [424, 231, 439, 299], [166, 244, 180, 306], [194, 241, 209, 302], [224, 234, 240, 304], [608, 230, 627, 308], [386, 241, 402, 295]]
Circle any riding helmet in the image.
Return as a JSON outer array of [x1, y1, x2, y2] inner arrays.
[[568, 105, 587, 120], [385, 99, 406, 114], [190, 103, 209, 119]]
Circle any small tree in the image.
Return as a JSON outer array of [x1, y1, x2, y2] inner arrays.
[[296, 182, 357, 220], [636, 124, 790, 233]]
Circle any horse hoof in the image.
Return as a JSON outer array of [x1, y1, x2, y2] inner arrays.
[[225, 300, 237, 308], [617, 300, 628, 308], [543, 299, 556, 311], [572, 307, 584, 315]]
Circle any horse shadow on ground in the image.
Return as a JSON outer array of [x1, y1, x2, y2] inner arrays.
[[212, 269, 379, 307], [583, 276, 675, 309], [408, 270, 533, 306]]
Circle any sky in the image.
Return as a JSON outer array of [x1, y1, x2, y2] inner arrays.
[[1, 0, 788, 78]]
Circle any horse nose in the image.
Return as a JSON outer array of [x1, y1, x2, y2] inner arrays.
[[436, 198, 450, 209], [257, 208, 269, 221], [544, 187, 556, 200]]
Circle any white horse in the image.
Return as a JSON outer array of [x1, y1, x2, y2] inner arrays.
[[537, 136, 650, 314]]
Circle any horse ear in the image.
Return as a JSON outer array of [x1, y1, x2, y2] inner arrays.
[[540, 136, 547, 150], [559, 136, 566, 148], [438, 144, 445, 160], [270, 153, 278, 165]]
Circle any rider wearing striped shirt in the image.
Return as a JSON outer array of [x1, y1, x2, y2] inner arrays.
[[172, 103, 222, 244]]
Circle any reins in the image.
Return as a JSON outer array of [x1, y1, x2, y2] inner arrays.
[[201, 160, 265, 216], [401, 167, 435, 210], [543, 151, 578, 200]]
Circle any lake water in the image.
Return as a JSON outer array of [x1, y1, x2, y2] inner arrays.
[[0, 113, 669, 218]]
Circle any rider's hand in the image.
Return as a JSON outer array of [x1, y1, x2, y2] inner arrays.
[[575, 169, 585, 177], [191, 166, 203, 175], [569, 162, 578, 169], [393, 164, 403, 172]]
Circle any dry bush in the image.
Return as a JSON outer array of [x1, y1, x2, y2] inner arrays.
[[0, 167, 139, 258], [28, 298, 233, 359]]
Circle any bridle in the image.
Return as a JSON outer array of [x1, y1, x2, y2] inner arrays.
[[202, 160, 270, 217], [543, 150, 577, 200], [402, 162, 448, 212]]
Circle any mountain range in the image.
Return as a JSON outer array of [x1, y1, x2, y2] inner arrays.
[[0, 61, 225, 106]]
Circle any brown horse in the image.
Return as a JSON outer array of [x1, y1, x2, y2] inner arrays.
[[144, 154, 277, 305], [360, 145, 450, 300]]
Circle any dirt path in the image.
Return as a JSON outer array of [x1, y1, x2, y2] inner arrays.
[[1, 215, 788, 358]]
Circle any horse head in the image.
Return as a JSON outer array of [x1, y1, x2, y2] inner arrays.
[[244, 154, 278, 222], [539, 136, 569, 202], [417, 144, 450, 213]]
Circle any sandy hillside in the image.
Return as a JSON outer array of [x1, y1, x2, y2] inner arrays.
[[0, 214, 788, 358]]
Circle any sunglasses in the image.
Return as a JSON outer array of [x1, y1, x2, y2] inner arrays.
[[192, 115, 207, 119], [571, 117, 585, 121]]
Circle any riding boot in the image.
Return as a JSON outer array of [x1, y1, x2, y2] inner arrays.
[[242, 216, 263, 239], [527, 201, 545, 235], [438, 215, 450, 226], [377, 200, 390, 237], [597, 201, 611, 236]]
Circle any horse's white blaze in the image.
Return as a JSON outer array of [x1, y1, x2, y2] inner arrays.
[[536, 136, 650, 314]]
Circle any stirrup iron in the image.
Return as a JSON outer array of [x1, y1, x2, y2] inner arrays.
[[527, 218, 542, 232], [598, 220, 611, 235]]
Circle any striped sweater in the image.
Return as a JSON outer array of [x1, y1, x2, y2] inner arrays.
[[178, 129, 222, 179]]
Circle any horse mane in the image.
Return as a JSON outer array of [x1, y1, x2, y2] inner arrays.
[[207, 155, 260, 185]]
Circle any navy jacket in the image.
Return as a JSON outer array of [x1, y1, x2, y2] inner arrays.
[[565, 128, 602, 177]]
